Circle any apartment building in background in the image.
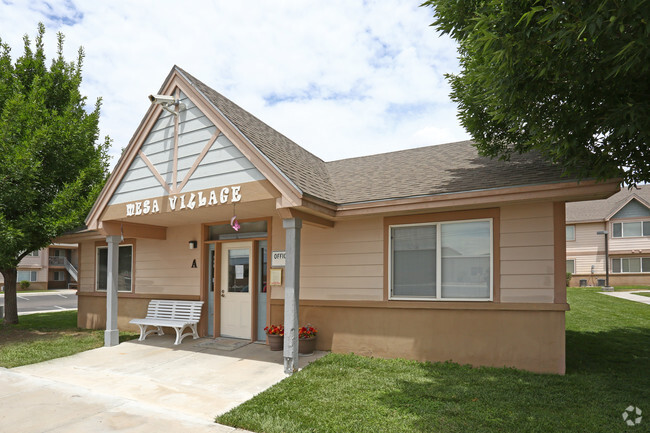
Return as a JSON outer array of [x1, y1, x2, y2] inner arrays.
[[566, 186, 650, 287], [0, 244, 78, 290]]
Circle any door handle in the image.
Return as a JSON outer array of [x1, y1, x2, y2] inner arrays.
[[221, 289, 225, 298]]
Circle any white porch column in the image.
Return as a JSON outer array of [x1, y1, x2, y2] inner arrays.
[[104, 235, 121, 347], [283, 217, 302, 374]]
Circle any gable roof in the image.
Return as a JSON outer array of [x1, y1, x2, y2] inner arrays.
[[87, 65, 619, 230], [566, 186, 650, 223], [176, 67, 337, 202], [176, 67, 577, 205]]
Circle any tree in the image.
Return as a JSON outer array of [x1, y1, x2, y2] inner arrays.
[[0, 24, 110, 324], [423, 0, 650, 186]]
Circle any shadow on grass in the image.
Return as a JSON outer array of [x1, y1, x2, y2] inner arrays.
[[377, 327, 650, 433]]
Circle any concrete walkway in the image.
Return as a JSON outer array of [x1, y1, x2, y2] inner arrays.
[[599, 290, 650, 305], [0, 336, 325, 432]]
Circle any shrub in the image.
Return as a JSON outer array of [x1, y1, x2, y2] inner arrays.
[[566, 272, 573, 287], [19, 280, 30, 290]]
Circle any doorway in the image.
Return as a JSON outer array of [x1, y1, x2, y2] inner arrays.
[[220, 242, 252, 339]]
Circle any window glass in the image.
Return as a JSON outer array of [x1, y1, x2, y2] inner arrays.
[[623, 222, 642, 237], [643, 258, 650, 272], [644, 221, 650, 236], [566, 260, 575, 274], [440, 221, 491, 299], [628, 257, 641, 273], [613, 223, 622, 238], [392, 225, 436, 297], [612, 258, 621, 273], [96, 245, 133, 292], [53, 271, 65, 281], [209, 221, 267, 240], [228, 249, 249, 293], [566, 225, 575, 241], [17, 271, 37, 282], [622, 258, 630, 273]]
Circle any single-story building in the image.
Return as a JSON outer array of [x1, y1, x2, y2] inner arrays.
[[567, 186, 650, 287], [61, 66, 619, 374]]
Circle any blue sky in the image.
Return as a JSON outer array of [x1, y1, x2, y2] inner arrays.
[[0, 0, 469, 167]]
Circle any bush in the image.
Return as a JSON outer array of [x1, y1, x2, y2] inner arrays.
[[19, 280, 30, 290], [566, 272, 572, 287]]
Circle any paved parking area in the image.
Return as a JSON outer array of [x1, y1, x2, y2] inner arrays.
[[0, 336, 325, 432]]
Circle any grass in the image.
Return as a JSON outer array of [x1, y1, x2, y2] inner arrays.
[[216, 287, 650, 433], [634, 292, 650, 298], [0, 310, 137, 368], [613, 285, 650, 292]]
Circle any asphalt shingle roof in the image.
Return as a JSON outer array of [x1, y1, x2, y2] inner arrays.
[[178, 66, 572, 206], [566, 185, 650, 222]]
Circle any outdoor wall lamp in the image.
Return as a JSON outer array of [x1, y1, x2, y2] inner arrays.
[[188, 241, 197, 250]]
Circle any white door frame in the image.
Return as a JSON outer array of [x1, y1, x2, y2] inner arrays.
[[220, 242, 253, 339]]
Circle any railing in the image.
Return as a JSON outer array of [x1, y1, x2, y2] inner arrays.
[[48, 256, 78, 282]]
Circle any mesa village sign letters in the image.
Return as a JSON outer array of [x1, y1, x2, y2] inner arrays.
[[124, 185, 242, 217]]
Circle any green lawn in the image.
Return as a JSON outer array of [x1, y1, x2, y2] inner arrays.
[[634, 292, 650, 298], [216, 287, 649, 433], [614, 285, 650, 292], [0, 311, 137, 368]]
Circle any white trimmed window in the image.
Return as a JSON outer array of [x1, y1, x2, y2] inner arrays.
[[389, 219, 492, 301], [612, 221, 650, 238], [28, 250, 39, 257], [53, 271, 65, 281], [96, 245, 133, 292], [566, 225, 575, 241], [17, 271, 37, 282], [612, 257, 650, 273], [566, 259, 576, 274]]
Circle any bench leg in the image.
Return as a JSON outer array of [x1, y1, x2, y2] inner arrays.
[[136, 324, 165, 342], [173, 324, 200, 345]]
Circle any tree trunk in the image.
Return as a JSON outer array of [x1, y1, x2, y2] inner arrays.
[[1, 268, 18, 324]]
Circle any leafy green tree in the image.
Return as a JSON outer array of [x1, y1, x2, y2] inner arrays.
[[0, 24, 110, 324], [423, 0, 649, 185]]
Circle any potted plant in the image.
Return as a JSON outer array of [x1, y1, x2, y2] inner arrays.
[[298, 325, 318, 355], [264, 324, 284, 351]]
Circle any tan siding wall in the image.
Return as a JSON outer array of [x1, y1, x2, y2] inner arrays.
[[299, 217, 384, 301], [135, 224, 201, 296], [500, 203, 555, 302], [79, 240, 96, 292], [567, 222, 606, 254], [270, 216, 384, 301]]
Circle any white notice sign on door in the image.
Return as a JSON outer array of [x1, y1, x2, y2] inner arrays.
[[235, 265, 244, 279]]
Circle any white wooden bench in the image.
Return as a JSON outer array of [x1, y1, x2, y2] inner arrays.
[[130, 300, 204, 345]]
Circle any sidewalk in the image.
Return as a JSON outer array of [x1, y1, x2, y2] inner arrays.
[[0, 336, 325, 433], [599, 290, 650, 305], [0, 289, 77, 298]]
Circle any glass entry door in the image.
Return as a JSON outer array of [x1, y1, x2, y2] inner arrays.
[[256, 241, 268, 341], [220, 242, 252, 339], [207, 243, 215, 336]]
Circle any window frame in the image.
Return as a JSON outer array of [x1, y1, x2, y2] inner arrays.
[[612, 257, 650, 273], [95, 243, 134, 292], [612, 220, 650, 238], [566, 259, 576, 274], [17, 270, 38, 282], [388, 218, 493, 302], [53, 270, 65, 281], [566, 225, 575, 241]]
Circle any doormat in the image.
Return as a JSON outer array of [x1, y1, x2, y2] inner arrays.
[[196, 337, 251, 351]]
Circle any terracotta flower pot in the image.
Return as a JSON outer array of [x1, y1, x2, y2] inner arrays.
[[299, 336, 316, 355]]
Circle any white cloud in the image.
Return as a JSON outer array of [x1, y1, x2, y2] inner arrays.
[[0, 0, 470, 166]]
